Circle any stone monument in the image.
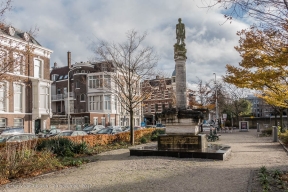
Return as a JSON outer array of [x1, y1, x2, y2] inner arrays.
[[157, 18, 203, 133], [129, 19, 231, 160], [174, 18, 187, 110]]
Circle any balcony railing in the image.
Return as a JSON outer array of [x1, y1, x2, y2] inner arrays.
[[63, 92, 75, 98], [51, 94, 64, 101], [51, 92, 75, 101]]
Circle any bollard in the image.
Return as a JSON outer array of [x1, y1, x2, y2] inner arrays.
[[272, 126, 278, 142], [257, 123, 260, 132]]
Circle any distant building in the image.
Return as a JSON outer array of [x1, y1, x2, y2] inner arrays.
[[0, 25, 53, 133], [141, 74, 176, 125], [246, 95, 273, 117]]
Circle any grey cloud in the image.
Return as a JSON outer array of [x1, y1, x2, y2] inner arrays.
[[5, 0, 248, 84]]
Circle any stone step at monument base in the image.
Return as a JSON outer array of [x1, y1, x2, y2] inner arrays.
[[130, 144, 231, 161]]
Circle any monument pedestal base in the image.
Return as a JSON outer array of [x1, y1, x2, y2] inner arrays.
[[130, 133, 231, 160]]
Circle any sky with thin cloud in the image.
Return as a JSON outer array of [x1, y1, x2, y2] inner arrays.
[[5, 0, 249, 87]]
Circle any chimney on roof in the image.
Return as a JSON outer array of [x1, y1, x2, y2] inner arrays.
[[67, 51, 71, 68], [156, 75, 159, 79], [53, 62, 57, 68]]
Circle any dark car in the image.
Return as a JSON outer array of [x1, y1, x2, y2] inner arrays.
[[155, 123, 166, 128], [96, 126, 122, 135], [0, 127, 24, 135], [83, 125, 105, 134], [46, 129, 62, 137]]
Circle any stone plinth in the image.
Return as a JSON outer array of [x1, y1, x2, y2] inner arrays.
[[158, 134, 207, 150]]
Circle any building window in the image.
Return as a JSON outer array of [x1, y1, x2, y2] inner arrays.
[[14, 54, 25, 75], [81, 70, 85, 73], [93, 117, 98, 125], [89, 95, 103, 110], [162, 103, 165, 111], [103, 75, 111, 88], [52, 74, 59, 81], [40, 86, 49, 109], [104, 95, 111, 110], [89, 96, 95, 110], [14, 118, 23, 127], [101, 118, 105, 126], [14, 83, 23, 112], [75, 81, 79, 88], [0, 118, 6, 129], [88, 76, 102, 88], [0, 82, 7, 112], [57, 88, 61, 94], [34, 59, 42, 78], [110, 118, 115, 126], [80, 94, 85, 102], [0, 50, 7, 71]]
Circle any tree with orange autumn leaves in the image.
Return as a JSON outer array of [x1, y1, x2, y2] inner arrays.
[[224, 25, 288, 130]]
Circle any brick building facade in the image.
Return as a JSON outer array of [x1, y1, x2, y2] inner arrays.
[[0, 25, 53, 133], [50, 56, 141, 129]]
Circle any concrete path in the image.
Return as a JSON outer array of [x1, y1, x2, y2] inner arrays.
[[1, 128, 287, 192]]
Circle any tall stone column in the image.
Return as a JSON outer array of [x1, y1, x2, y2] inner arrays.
[[175, 56, 187, 109], [174, 18, 187, 110]]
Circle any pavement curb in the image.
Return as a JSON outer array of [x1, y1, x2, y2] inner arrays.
[[279, 139, 288, 153], [247, 169, 254, 192]]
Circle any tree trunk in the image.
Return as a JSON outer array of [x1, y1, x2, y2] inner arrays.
[[274, 108, 277, 126], [280, 109, 284, 132], [129, 110, 134, 145]]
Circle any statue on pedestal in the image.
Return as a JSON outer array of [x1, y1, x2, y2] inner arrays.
[[176, 18, 185, 46], [174, 18, 187, 59]]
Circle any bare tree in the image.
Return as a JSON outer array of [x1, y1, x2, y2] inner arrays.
[[219, 83, 252, 125], [92, 30, 159, 145], [202, 0, 288, 30]]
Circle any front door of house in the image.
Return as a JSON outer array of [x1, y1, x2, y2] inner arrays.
[[35, 119, 41, 134]]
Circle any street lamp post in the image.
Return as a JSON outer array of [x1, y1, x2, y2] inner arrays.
[[213, 73, 218, 129], [67, 67, 81, 130]]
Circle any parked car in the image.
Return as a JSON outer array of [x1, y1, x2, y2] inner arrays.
[[0, 133, 37, 144], [56, 130, 88, 137], [46, 129, 62, 137], [155, 123, 166, 128], [83, 125, 105, 134], [146, 125, 156, 128], [1, 127, 24, 135], [36, 129, 51, 138], [123, 126, 143, 132], [96, 126, 123, 135]]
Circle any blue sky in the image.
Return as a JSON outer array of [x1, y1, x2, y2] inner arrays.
[[5, 0, 249, 87]]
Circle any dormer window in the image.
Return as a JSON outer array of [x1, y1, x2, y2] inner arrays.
[[23, 32, 30, 41], [8, 26, 15, 36], [51, 74, 59, 81]]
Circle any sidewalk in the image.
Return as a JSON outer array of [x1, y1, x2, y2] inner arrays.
[[1, 129, 287, 192]]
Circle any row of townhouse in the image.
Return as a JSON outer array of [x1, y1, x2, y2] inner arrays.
[[0, 25, 52, 133], [0, 25, 180, 133], [50, 53, 142, 130]]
